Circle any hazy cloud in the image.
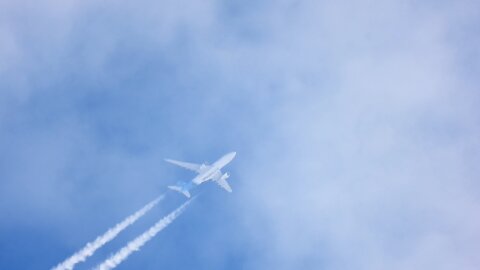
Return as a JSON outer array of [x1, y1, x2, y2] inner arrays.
[[0, 0, 479, 269]]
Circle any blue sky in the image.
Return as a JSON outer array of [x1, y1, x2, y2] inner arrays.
[[1, 0, 480, 269]]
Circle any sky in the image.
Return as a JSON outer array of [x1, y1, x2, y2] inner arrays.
[[1, 0, 479, 269]]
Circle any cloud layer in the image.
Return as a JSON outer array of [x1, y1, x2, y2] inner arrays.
[[0, 0, 479, 269]]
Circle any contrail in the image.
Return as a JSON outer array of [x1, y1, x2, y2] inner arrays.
[[94, 198, 195, 270], [52, 195, 164, 270]]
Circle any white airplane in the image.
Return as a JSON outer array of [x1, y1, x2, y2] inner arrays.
[[166, 152, 236, 198]]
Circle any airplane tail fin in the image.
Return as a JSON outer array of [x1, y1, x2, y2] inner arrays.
[[168, 181, 192, 198]]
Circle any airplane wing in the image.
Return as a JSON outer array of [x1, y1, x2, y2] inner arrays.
[[215, 178, 232, 192], [165, 159, 204, 173]]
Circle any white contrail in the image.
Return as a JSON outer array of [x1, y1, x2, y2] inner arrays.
[[52, 195, 164, 270], [94, 198, 194, 270]]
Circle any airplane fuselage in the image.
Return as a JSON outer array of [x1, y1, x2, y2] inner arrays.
[[166, 151, 236, 197], [192, 152, 236, 185]]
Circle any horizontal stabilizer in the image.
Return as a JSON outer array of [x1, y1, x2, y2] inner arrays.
[[168, 185, 191, 198]]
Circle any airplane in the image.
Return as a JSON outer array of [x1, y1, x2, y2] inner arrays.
[[166, 152, 236, 198]]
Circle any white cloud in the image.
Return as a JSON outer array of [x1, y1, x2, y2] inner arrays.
[[196, 1, 480, 269], [0, 0, 479, 269]]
